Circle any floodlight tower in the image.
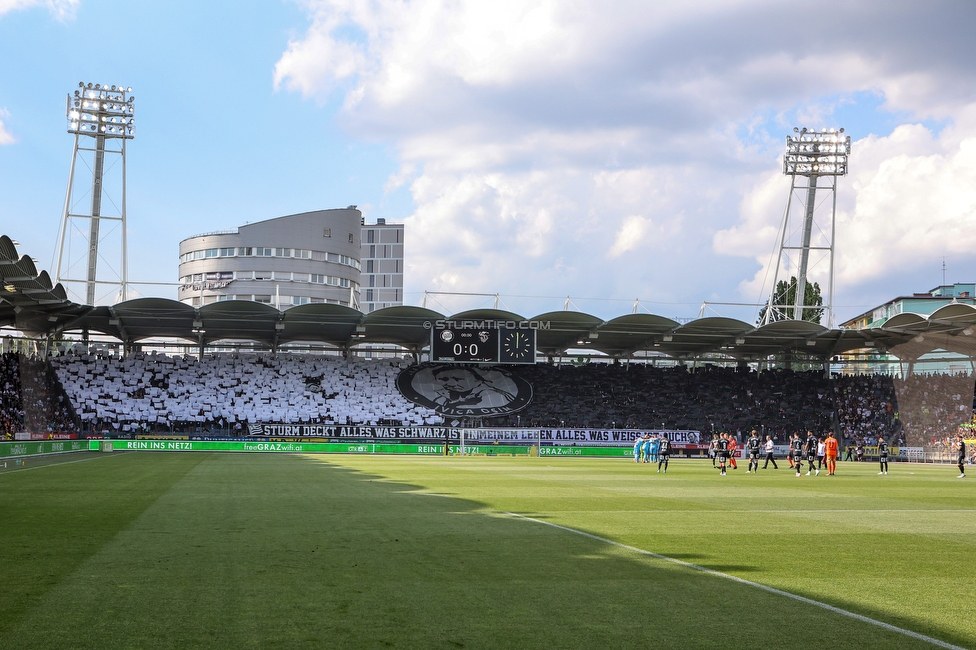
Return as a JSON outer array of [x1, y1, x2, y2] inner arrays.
[[54, 82, 135, 305], [761, 127, 850, 327]]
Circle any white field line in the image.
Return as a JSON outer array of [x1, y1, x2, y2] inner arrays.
[[0, 452, 123, 475], [540, 509, 976, 513], [505, 512, 967, 650]]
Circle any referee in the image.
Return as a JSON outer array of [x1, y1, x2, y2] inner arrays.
[[763, 435, 778, 469]]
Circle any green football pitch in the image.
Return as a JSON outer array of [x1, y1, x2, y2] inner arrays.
[[1, 452, 972, 649]]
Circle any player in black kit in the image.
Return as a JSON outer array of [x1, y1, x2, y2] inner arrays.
[[716, 433, 730, 476], [790, 433, 804, 477], [877, 436, 889, 475], [955, 434, 966, 479], [805, 430, 819, 476], [746, 430, 761, 473], [658, 436, 671, 473]]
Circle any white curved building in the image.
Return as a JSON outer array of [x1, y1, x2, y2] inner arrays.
[[179, 208, 392, 309]]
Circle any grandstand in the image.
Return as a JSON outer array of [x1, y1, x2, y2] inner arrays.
[[2, 232, 976, 451], [0, 347, 970, 452]]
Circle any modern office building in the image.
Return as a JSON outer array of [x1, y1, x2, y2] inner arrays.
[[178, 208, 404, 312], [360, 217, 404, 313], [179, 209, 364, 308]]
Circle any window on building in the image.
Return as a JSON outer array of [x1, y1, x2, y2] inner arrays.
[[239, 247, 253, 256], [310, 274, 324, 284], [219, 248, 235, 257], [348, 233, 354, 243], [275, 248, 292, 257], [295, 249, 311, 259], [192, 274, 203, 282], [366, 260, 374, 273], [366, 289, 374, 302], [323, 228, 331, 238], [255, 247, 273, 256], [192, 296, 201, 306], [292, 296, 310, 306], [254, 295, 272, 303], [205, 248, 219, 258], [367, 230, 375, 243], [254, 271, 272, 280]]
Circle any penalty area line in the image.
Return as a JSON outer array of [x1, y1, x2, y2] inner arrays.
[[504, 512, 965, 650]]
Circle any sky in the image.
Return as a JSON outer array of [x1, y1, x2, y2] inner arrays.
[[1, 0, 976, 325]]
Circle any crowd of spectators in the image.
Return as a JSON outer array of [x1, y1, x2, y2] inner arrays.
[[492, 364, 973, 445], [894, 372, 975, 446], [1, 351, 971, 445], [1, 352, 76, 438], [53, 351, 441, 433], [491, 364, 837, 440]]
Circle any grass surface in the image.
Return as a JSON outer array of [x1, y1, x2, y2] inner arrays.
[[0, 452, 972, 649]]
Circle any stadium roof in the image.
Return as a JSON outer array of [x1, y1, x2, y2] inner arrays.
[[3, 234, 976, 361]]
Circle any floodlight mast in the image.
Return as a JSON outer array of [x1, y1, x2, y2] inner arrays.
[[761, 127, 850, 327], [54, 82, 135, 306]]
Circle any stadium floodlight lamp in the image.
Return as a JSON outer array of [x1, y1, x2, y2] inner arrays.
[[66, 81, 135, 139], [783, 127, 850, 176]]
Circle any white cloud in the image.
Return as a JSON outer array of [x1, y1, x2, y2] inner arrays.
[[0, 0, 78, 20], [609, 215, 654, 258], [0, 109, 14, 145], [277, 0, 976, 318]]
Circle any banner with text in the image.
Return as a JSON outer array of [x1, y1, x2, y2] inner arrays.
[[1, 440, 87, 458], [92, 439, 530, 456], [245, 424, 699, 446]]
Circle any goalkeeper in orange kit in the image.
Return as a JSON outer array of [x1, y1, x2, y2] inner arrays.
[[824, 431, 839, 476]]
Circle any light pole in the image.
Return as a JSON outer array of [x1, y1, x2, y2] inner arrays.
[[762, 128, 850, 327], [55, 82, 135, 305]]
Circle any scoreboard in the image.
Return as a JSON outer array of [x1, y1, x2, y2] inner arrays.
[[429, 321, 537, 364]]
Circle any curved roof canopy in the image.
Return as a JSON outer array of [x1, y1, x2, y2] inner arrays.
[[5, 234, 976, 362]]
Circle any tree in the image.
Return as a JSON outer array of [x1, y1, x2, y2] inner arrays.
[[757, 276, 824, 324]]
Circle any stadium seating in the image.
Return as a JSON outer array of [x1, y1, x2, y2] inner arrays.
[[1, 352, 76, 437], [0, 351, 961, 444], [52, 352, 443, 432], [496, 364, 855, 439]]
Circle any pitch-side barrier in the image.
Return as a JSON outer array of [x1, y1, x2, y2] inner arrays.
[[89, 439, 650, 457], [1, 440, 89, 465]]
